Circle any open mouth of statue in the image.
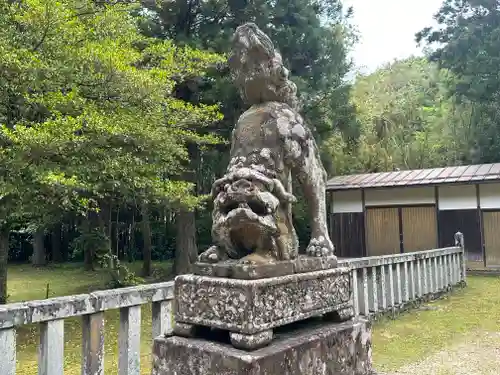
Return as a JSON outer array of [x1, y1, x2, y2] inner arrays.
[[223, 203, 278, 241], [222, 199, 268, 216], [209, 201, 278, 258]]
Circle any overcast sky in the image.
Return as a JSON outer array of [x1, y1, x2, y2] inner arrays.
[[343, 0, 443, 73]]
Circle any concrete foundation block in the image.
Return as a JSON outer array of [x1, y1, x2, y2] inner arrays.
[[152, 317, 373, 375]]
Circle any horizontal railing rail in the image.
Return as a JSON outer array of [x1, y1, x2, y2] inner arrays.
[[339, 240, 466, 317], [0, 234, 466, 375], [0, 281, 174, 375]]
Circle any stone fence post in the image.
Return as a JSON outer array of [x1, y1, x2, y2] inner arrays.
[[454, 231, 466, 283]]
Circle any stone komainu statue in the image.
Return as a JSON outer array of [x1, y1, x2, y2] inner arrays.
[[198, 23, 335, 264]]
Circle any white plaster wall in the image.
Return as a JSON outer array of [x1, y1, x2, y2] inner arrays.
[[331, 190, 363, 213], [438, 184, 477, 210], [364, 187, 435, 207], [479, 183, 500, 209]]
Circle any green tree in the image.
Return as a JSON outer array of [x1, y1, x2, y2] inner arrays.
[[417, 0, 500, 163], [330, 57, 473, 174], [0, 0, 222, 299]]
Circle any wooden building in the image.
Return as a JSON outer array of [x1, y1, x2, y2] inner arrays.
[[326, 163, 500, 269]]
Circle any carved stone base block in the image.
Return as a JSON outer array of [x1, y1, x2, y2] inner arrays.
[[152, 318, 373, 375], [175, 267, 353, 341]]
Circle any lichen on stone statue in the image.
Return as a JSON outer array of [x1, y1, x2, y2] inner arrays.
[[198, 22, 335, 265]]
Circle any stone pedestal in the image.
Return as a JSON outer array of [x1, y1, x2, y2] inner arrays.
[[152, 317, 373, 375], [174, 266, 353, 349], [152, 257, 373, 374]]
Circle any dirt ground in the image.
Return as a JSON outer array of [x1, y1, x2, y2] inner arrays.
[[379, 331, 500, 375]]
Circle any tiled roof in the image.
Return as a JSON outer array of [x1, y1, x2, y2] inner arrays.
[[326, 163, 500, 191]]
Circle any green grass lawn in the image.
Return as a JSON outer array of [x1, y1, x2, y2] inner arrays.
[[7, 264, 500, 374], [372, 275, 500, 372]]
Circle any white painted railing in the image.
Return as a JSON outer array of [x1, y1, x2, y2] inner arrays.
[[0, 237, 466, 374], [0, 282, 174, 375], [339, 243, 466, 317]]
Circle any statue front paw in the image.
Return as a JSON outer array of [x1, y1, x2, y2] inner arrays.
[[306, 235, 335, 257], [198, 246, 222, 263]]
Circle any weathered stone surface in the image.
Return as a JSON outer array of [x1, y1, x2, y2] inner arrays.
[[193, 261, 234, 278], [197, 22, 336, 265], [194, 260, 295, 279], [173, 322, 197, 338], [193, 254, 338, 279], [230, 330, 273, 350], [152, 318, 373, 375], [175, 267, 353, 335], [294, 254, 338, 273], [324, 306, 355, 322], [231, 261, 296, 279]]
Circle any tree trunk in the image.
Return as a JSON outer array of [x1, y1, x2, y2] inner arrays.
[[61, 222, 70, 262], [98, 202, 113, 269], [52, 223, 63, 263], [174, 142, 199, 275], [141, 202, 152, 277], [173, 207, 198, 275], [116, 209, 121, 261], [32, 228, 46, 266], [83, 217, 94, 271], [126, 223, 132, 263], [0, 227, 9, 304], [83, 245, 94, 270]]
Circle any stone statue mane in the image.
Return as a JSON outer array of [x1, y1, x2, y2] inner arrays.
[[198, 23, 335, 265], [228, 22, 299, 109]]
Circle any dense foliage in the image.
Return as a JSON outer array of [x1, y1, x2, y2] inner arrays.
[[416, 0, 500, 163], [1, 0, 499, 303], [0, 0, 223, 299], [327, 57, 476, 174]]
